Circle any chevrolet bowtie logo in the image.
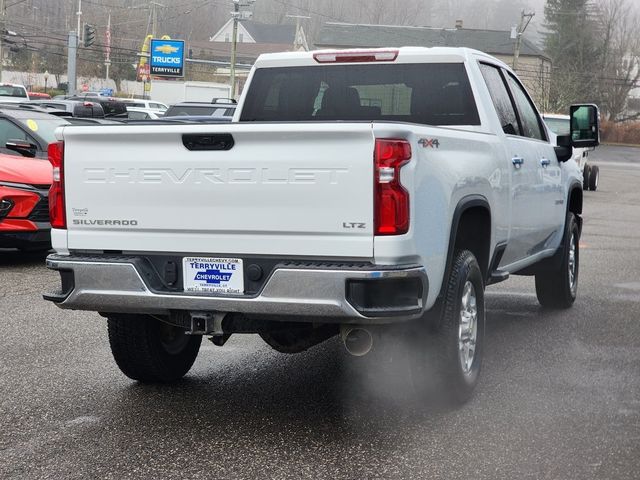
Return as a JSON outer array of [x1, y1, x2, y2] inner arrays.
[[154, 44, 179, 54]]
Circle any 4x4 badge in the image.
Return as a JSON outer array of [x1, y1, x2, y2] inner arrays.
[[419, 138, 440, 148]]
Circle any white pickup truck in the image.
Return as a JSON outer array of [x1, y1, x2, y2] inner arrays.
[[44, 48, 600, 403]]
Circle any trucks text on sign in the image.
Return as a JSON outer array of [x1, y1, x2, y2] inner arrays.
[[149, 39, 185, 77]]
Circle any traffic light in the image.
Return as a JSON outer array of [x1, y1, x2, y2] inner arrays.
[[84, 24, 96, 47]]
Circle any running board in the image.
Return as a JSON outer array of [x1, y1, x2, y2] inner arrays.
[[487, 269, 509, 285]]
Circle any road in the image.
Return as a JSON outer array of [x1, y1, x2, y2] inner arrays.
[[1, 145, 639, 480]]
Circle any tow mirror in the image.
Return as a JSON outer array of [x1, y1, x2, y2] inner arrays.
[[6, 139, 38, 158], [570, 104, 600, 148]]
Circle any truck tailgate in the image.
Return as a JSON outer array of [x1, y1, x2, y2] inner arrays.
[[61, 123, 375, 258]]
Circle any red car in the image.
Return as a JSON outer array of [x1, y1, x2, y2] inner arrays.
[[0, 153, 52, 250], [28, 92, 52, 100]]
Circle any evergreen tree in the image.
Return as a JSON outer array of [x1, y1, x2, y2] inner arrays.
[[544, 0, 600, 110]]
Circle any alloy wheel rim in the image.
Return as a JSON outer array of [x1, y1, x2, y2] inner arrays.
[[568, 232, 577, 294], [458, 281, 478, 374]]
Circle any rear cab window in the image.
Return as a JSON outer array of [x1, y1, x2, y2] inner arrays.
[[101, 101, 127, 117], [240, 63, 480, 126], [73, 104, 104, 118], [165, 105, 217, 116]]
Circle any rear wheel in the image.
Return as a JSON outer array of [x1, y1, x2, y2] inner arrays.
[[107, 314, 201, 383], [588, 165, 599, 191], [582, 164, 591, 190], [535, 212, 579, 308], [410, 250, 485, 405]]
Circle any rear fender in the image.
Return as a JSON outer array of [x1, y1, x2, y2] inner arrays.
[[432, 195, 492, 316]]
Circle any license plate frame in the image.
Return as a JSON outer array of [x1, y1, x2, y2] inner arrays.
[[182, 257, 244, 294]]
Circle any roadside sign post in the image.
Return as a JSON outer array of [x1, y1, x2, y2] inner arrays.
[[149, 39, 185, 78]]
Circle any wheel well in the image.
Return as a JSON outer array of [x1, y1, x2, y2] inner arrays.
[[453, 206, 491, 280], [569, 186, 583, 215]]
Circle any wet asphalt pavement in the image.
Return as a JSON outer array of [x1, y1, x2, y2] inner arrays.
[[1, 145, 639, 479]]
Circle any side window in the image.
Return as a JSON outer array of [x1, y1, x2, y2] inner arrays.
[[505, 74, 545, 141], [128, 111, 149, 120], [479, 63, 520, 135], [0, 118, 29, 146]]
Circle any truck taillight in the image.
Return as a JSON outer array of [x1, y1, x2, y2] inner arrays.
[[374, 139, 411, 235], [48, 141, 66, 229]]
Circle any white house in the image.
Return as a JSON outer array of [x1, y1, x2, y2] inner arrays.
[[210, 19, 308, 51]]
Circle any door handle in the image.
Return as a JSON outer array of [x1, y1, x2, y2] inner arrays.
[[182, 133, 234, 151], [512, 157, 524, 167], [540, 158, 551, 167]]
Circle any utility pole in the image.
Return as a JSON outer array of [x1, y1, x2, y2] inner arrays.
[[286, 14, 310, 51], [0, 0, 5, 81], [230, 0, 240, 99], [67, 31, 78, 96], [76, 0, 82, 46], [512, 10, 535, 72], [152, 2, 157, 37], [104, 13, 111, 80], [66, 0, 83, 95], [230, 0, 255, 99], [149, 2, 165, 38]]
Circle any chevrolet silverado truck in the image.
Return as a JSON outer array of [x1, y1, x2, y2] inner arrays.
[[43, 48, 600, 403]]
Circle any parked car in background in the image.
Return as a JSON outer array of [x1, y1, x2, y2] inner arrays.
[[0, 84, 29, 103], [28, 92, 52, 100], [163, 100, 236, 119], [74, 91, 103, 98], [0, 106, 71, 158], [126, 107, 163, 120], [4, 102, 71, 118], [29, 99, 105, 118], [0, 153, 52, 250], [122, 99, 168, 112], [544, 113, 599, 191], [159, 115, 232, 123], [67, 96, 127, 118]]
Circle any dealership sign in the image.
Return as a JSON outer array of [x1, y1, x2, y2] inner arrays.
[[149, 39, 185, 77]]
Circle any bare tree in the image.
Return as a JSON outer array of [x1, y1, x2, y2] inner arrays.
[[595, 0, 640, 121]]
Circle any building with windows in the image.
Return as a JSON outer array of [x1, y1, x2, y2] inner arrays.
[[204, 20, 308, 94], [210, 20, 308, 51], [315, 22, 551, 108]]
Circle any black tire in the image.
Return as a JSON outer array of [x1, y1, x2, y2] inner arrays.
[[535, 212, 579, 309], [588, 165, 599, 191], [107, 314, 202, 383], [582, 164, 591, 190], [411, 250, 485, 405]]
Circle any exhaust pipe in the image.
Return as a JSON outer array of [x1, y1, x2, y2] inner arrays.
[[341, 325, 373, 357]]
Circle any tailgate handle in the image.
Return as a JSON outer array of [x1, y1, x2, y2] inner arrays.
[[182, 133, 234, 151]]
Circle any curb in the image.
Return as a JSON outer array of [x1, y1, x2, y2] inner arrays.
[[602, 142, 640, 148]]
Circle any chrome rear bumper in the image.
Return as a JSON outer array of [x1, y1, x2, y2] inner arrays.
[[44, 255, 428, 324]]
